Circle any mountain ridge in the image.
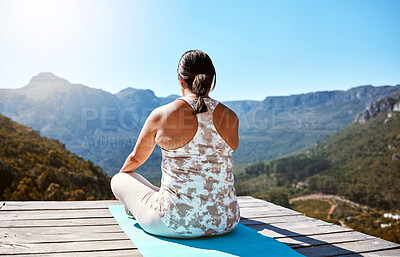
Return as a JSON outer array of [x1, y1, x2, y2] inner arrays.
[[235, 89, 400, 210], [1, 72, 399, 182]]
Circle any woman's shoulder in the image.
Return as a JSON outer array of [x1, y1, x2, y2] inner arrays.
[[149, 98, 192, 121], [213, 101, 239, 150], [214, 101, 238, 120]]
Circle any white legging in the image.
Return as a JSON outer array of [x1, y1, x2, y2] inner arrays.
[[110, 172, 187, 238]]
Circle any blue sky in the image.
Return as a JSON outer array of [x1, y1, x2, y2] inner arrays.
[[0, 0, 399, 101]]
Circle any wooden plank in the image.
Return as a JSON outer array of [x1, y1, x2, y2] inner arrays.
[[1, 214, 314, 229], [250, 220, 339, 232], [237, 197, 277, 205], [2, 229, 129, 244], [240, 204, 293, 212], [1, 214, 313, 228], [237, 197, 292, 211], [237, 196, 266, 202], [0, 207, 300, 221], [244, 212, 303, 219], [237, 195, 259, 200], [1, 196, 264, 210], [295, 238, 400, 257], [0, 217, 119, 228], [240, 204, 288, 211], [238, 201, 276, 207], [345, 247, 400, 256], [243, 206, 294, 214], [238, 201, 280, 208], [252, 223, 353, 238], [240, 215, 314, 225], [1, 225, 126, 234], [240, 208, 301, 218], [22, 250, 142, 257], [2, 197, 286, 211], [0, 239, 137, 255], [237, 199, 282, 207], [277, 231, 375, 248], [0, 209, 113, 220], [240, 205, 292, 212], [2, 200, 120, 211]]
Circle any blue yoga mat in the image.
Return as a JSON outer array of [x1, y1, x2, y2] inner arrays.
[[108, 205, 304, 257]]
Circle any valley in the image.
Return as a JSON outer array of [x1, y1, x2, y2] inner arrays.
[[235, 91, 400, 243]]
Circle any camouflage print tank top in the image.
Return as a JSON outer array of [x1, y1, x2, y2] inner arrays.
[[153, 96, 240, 237]]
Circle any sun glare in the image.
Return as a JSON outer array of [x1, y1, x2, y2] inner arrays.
[[1, 0, 86, 47]]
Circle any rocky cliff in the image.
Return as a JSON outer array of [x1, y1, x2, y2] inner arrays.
[[357, 91, 400, 123]]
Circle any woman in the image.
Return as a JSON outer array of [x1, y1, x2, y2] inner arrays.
[[111, 50, 240, 238]]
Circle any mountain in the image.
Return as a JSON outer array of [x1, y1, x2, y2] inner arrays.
[[0, 72, 399, 183], [116, 87, 178, 108], [0, 73, 179, 181], [235, 90, 400, 210], [0, 113, 113, 200], [225, 85, 400, 164]]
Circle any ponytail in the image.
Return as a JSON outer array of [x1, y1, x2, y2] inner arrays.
[[192, 74, 208, 115], [177, 50, 216, 115]]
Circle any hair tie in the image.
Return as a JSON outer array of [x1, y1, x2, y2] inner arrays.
[[199, 95, 203, 98]]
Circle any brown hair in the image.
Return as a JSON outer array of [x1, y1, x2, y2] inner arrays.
[[177, 50, 216, 115]]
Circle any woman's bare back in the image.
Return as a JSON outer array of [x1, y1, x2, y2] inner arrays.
[[154, 97, 239, 151]]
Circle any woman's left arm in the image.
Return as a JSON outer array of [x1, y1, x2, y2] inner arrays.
[[119, 109, 161, 173]]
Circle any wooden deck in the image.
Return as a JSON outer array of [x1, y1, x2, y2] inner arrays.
[[1, 196, 399, 256]]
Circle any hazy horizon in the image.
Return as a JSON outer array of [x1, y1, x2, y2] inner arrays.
[[3, 71, 399, 102]]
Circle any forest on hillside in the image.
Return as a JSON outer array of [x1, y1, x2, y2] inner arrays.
[[0, 114, 113, 201]]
